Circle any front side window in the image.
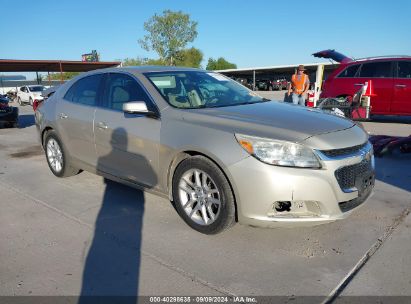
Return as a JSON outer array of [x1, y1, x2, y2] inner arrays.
[[359, 61, 392, 78], [337, 64, 360, 78], [102, 73, 151, 111], [397, 61, 411, 79], [145, 71, 267, 109], [64, 74, 103, 106]]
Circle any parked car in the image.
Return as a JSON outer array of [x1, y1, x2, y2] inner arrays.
[[235, 78, 254, 90], [35, 67, 374, 234], [17, 85, 45, 106], [0, 94, 18, 128], [256, 79, 273, 91], [272, 77, 288, 90], [257, 78, 288, 91], [314, 49, 411, 116]]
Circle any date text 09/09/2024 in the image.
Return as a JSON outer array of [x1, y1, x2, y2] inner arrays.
[[149, 296, 257, 303]]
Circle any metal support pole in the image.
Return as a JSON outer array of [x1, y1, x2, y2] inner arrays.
[[314, 64, 324, 107], [36, 71, 40, 84], [59, 61, 64, 84], [253, 70, 256, 91], [48, 71, 51, 85], [0, 74, 4, 95]]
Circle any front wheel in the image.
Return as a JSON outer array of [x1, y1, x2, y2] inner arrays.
[[172, 156, 236, 234], [44, 130, 80, 177]]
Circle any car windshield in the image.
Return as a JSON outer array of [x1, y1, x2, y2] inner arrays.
[[145, 71, 268, 109], [29, 86, 45, 92]]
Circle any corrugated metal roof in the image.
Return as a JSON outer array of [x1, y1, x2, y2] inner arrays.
[[0, 59, 121, 72], [215, 62, 336, 73]]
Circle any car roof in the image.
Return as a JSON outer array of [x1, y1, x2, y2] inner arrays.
[[349, 56, 411, 64], [84, 65, 204, 76]]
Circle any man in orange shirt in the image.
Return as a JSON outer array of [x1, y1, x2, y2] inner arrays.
[[287, 65, 310, 106]]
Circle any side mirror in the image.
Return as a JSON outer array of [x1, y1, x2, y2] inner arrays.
[[123, 101, 158, 118]]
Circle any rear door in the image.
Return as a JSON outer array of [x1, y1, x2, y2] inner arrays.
[[357, 61, 394, 114], [392, 61, 411, 115], [55, 74, 103, 167], [94, 72, 160, 188]]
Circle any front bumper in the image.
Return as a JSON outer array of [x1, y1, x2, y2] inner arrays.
[[226, 142, 375, 228]]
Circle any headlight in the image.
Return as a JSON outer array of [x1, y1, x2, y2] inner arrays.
[[235, 134, 321, 168]]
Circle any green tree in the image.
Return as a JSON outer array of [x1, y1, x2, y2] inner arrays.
[[122, 57, 166, 66], [122, 57, 149, 66], [48, 72, 80, 80], [139, 10, 198, 66], [206, 57, 237, 70], [174, 47, 203, 68]]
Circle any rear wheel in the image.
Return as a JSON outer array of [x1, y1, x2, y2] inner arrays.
[[172, 156, 236, 234], [44, 130, 80, 177]]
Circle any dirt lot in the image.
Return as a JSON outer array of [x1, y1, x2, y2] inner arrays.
[[0, 102, 410, 302]]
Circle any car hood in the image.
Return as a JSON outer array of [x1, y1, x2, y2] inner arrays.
[[180, 101, 355, 143]]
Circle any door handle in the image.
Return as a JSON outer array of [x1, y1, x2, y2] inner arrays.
[[395, 84, 407, 88], [97, 122, 108, 130], [354, 83, 364, 86], [59, 113, 68, 119]]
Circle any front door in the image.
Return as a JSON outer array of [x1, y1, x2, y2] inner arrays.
[[20, 86, 29, 102], [55, 74, 103, 167], [392, 61, 411, 115], [94, 72, 160, 189]]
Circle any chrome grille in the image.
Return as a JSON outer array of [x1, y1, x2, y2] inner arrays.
[[335, 159, 373, 190], [321, 142, 367, 158]]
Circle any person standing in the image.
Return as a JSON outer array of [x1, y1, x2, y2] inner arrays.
[[288, 65, 310, 106]]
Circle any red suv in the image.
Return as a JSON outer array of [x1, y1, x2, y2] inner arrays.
[[314, 49, 411, 116]]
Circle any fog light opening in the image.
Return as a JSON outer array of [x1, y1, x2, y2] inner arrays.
[[273, 201, 291, 212]]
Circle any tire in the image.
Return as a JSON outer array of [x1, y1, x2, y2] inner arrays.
[[44, 130, 80, 178], [172, 155, 236, 234]]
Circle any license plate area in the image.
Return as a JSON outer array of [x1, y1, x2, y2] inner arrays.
[[355, 171, 375, 198]]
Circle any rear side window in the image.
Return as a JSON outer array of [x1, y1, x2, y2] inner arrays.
[[359, 62, 392, 78], [64, 74, 103, 106], [397, 61, 411, 79], [337, 64, 360, 78], [102, 73, 151, 111]]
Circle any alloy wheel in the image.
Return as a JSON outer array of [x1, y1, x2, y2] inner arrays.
[[178, 169, 221, 226], [46, 138, 63, 173]]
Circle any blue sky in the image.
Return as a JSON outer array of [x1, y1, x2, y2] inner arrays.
[[1, 0, 411, 79]]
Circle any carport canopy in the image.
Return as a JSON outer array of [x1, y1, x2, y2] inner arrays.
[[0, 59, 120, 72]]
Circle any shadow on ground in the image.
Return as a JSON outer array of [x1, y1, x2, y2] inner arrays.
[[370, 116, 411, 124], [18, 114, 35, 128], [375, 153, 411, 193], [79, 128, 156, 303]]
